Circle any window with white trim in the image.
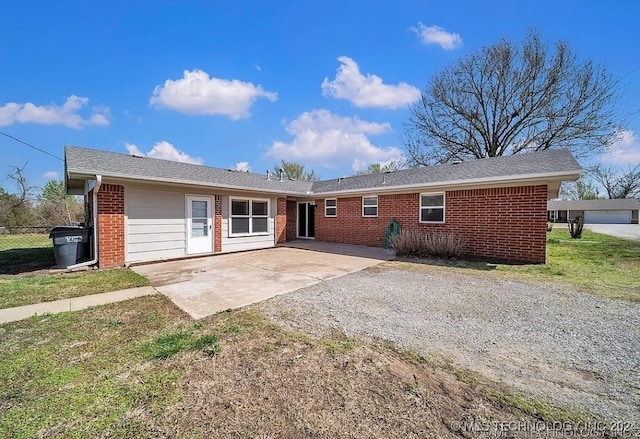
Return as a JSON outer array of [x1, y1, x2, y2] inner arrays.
[[420, 193, 445, 223], [362, 196, 378, 217], [325, 199, 337, 217], [230, 198, 269, 235]]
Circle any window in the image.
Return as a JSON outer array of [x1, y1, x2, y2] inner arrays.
[[325, 199, 337, 217], [230, 198, 269, 235], [420, 193, 445, 223], [362, 196, 378, 217]]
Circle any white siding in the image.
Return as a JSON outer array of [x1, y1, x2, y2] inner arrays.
[[126, 189, 187, 262], [220, 195, 276, 253]]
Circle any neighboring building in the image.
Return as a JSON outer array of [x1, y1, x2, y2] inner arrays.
[[548, 199, 640, 224], [65, 146, 582, 267]]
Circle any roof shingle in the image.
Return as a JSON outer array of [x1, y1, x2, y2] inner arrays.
[[65, 146, 582, 196]]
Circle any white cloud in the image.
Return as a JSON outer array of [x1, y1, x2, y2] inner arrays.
[[125, 141, 203, 165], [0, 95, 110, 129], [150, 69, 278, 120], [321, 56, 420, 109], [601, 130, 640, 164], [409, 22, 462, 50], [235, 161, 251, 172], [266, 109, 403, 172], [42, 171, 60, 180]]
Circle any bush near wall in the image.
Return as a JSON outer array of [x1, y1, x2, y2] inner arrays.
[[391, 229, 465, 259]]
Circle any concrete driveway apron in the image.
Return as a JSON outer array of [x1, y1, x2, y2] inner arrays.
[[131, 245, 392, 319]]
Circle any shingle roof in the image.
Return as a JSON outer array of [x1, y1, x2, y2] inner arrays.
[[66, 146, 582, 196], [548, 199, 640, 211], [65, 146, 313, 195], [312, 148, 581, 194]]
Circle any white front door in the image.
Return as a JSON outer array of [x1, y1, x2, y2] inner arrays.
[[187, 196, 213, 254]]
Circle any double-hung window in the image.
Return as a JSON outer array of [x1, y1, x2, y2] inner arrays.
[[362, 196, 378, 217], [325, 199, 337, 217], [420, 193, 445, 223], [230, 198, 269, 235]]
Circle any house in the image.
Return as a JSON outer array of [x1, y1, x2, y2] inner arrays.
[[548, 199, 640, 224], [64, 146, 582, 267]]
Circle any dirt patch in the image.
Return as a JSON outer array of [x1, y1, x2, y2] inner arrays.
[[152, 312, 568, 438]]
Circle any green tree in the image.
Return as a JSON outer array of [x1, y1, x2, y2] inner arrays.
[[0, 187, 34, 226], [405, 30, 623, 165], [36, 180, 84, 225], [272, 160, 318, 181], [354, 160, 404, 176]]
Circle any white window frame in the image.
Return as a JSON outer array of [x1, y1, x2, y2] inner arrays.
[[229, 197, 270, 237], [362, 195, 378, 217], [419, 192, 445, 224], [325, 198, 337, 217]]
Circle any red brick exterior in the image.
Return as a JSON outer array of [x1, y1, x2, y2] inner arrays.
[[286, 200, 297, 242], [313, 185, 548, 263], [276, 197, 287, 244], [97, 184, 125, 268], [214, 195, 222, 252]]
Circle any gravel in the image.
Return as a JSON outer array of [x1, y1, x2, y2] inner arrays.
[[260, 262, 640, 424]]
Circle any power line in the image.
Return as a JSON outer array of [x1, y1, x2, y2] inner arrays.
[[0, 130, 63, 161]]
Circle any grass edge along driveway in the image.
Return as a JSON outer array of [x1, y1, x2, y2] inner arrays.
[[0, 269, 149, 309]]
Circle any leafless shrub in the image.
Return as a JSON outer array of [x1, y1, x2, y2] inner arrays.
[[423, 231, 466, 258], [389, 229, 425, 257], [391, 230, 465, 258]]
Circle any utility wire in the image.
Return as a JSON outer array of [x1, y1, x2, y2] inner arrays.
[[0, 130, 63, 161]]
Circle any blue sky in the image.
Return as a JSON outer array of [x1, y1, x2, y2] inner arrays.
[[1, 0, 639, 191]]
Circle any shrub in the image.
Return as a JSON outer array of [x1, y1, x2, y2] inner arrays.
[[423, 231, 466, 258], [391, 230, 465, 259]]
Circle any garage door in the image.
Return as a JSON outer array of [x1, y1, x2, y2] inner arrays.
[[126, 189, 188, 262], [584, 210, 631, 224]]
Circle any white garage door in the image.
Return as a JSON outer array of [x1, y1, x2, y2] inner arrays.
[[126, 189, 188, 262], [584, 210, 631, 224]]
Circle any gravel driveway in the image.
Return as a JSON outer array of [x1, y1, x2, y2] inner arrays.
[[261, 262, 640, 424]]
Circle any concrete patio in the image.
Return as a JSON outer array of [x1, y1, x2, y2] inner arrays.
[[131, 241, 394, 319]]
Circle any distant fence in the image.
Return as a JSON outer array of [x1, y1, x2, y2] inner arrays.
[[0, 226, 55, 275]]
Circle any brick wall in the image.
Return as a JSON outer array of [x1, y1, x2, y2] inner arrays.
[[314, 185, 548, 263], [97, 184, 125, 268], [214, 195, 222, 252], [276, 197, 287, 244], [286, 200, 297, 242]]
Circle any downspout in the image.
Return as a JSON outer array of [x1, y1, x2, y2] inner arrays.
[[67, 175, 102, 270]]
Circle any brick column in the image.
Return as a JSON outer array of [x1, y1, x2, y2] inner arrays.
[[97, 184, 125, 268], [214, 195, 222, 252], [276, 197, 287, 244]]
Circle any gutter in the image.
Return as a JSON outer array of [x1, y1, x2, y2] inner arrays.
[[67, 175, 102, 270]]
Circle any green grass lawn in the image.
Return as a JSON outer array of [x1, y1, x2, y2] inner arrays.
[[0, 269, 149, 309], [0, 234, 53, 274], [496, 228, 640, 301], [0, 296, 589, 438]]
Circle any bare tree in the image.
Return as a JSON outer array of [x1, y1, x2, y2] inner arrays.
[[590, 164, 640, 199], [405, 30, 623, 165], [559, 177, 600, 200], [272, 160, 318, 181], [0, 164, 36, 226], [354, 160, 404, 176]]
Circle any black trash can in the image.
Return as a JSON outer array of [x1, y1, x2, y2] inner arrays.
[[49, 226, 91, 268]]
